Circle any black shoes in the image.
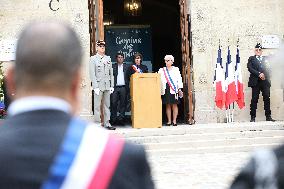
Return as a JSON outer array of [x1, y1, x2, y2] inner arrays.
[[250, 116, 276, 122], [266, 116, 276, 122], [105, 123, 116, 130], [106, 125, 116, 130]]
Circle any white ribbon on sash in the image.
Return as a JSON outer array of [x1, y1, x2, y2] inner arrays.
[[132, 65, 143, 73]]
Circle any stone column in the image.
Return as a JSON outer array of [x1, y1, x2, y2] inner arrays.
[[71, 1, 94, 120]]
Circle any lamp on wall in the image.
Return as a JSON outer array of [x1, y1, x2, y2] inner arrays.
[[124, 0, 142, 16]]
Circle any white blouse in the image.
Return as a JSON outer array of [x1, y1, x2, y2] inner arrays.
[[158, 66, 183, 95]]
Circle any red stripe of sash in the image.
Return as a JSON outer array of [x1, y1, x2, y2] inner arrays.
[[87, 135, 125, 189]]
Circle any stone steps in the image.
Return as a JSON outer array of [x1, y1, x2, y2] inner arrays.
[[114, 121, 284, 154], [125, 130, 284, 143], [116, 123, 284, 137], [144, 136, 284, 149], [147, 143, 281, 155]]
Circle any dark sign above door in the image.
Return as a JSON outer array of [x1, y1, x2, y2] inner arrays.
[[105, 25, 153, 71]]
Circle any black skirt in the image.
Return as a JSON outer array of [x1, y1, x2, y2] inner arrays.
[[162, 84, 179, 104]]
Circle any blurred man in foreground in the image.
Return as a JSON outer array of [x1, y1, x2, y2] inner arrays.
[[0, 21, 154, 189]]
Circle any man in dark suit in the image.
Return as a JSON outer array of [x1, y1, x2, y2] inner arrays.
[[0, 21, 154, 189], [248, 43, 275, 122], [111, 53, 130, 125]]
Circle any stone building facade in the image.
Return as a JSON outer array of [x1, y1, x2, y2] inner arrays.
[[0, 0, 93, 119], [190, 0, 284, 123], [0, 0, 284, 123]]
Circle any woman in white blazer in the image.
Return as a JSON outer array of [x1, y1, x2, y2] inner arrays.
[[158, 55, 183, 126]]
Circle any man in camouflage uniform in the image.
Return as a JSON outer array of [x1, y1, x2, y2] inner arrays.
[[89, 40, 115, 130]]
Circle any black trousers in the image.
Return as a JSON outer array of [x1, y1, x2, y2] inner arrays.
[[250, 81, 271, 118], [111, 86, 127, 121]]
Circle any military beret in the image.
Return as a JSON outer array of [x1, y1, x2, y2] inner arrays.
[[96, 40, 105, 46], [255, 43, 262, 49]]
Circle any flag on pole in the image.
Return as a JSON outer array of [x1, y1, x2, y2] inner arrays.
[[225, 46, 238, 108], [234, 46, 245, 109], [214, 45, 226, 109]]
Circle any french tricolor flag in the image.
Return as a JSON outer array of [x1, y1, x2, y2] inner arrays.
[[42, 118, 124, 189], [214, 46, 226, 109], [234, 46, 245, 109], [225, 46, 238, 108]]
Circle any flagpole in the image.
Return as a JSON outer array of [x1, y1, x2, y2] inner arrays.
[[232, 38, 238, 123], [226, 108, 229, 123], [232, 102, 235, 122], [229, 104, 232, 123], [227, 38, 230, 123], [228, 106, 230, 123], [228, 105, 232, 123]]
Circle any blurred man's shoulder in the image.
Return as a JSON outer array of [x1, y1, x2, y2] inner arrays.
[[273, 144, 284, 158]]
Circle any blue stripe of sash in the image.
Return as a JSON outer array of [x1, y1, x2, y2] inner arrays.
[[41, 118, 87, 189], [166, 67, 177, 92]]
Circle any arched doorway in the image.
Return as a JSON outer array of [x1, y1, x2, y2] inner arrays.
[[88, 0, 194, 124]]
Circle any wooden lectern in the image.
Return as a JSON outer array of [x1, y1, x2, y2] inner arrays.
[[130, 73, 162, 128]]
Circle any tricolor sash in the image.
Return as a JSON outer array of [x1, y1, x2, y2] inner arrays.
[[132, 65, 143, 73], [162, 67, 178, 99], [42, 118, 125, 189]]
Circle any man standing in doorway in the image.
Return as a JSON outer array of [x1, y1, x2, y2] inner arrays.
[[89, 40, 116, 130], [111, 53, 130, 125], [248, 43, 275, 122]]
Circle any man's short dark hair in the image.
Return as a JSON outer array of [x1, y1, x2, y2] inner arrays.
[[15, 21, 82, 91], [116, 52, 124, 58]]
